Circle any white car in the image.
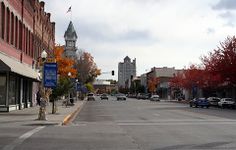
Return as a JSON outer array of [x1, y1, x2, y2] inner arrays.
[[87, 93, 95, 101], [218, 98, 235, 108], [116, 94, 126, 101], [150, 95, 160, 101], [207, 97, 221, 106]]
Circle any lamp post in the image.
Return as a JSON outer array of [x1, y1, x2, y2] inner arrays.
[[75, 79, 78, 101], [38, 50, 48, 120], [68, 72, 72, 105]]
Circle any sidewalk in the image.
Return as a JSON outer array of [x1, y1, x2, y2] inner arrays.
[[0, 100, 86, 126]]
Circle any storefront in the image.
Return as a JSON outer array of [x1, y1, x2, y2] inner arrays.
[[0, 54, 39, 112]]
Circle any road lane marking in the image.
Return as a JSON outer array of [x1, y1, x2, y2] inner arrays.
[[154, 113, 160, 116], [117, 120, 236, 126], [2, 126, 45, 150]]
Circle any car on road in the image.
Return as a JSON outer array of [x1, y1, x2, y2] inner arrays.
[[150, 95, 160, 101], [100, 93, 109, 100], [87, 93, 95, 101], [189, 98, 210, 108], [218, 98, 235, 108], [116, 93, 126, 101], [137, 93, 149, 100], [207, 97, 221, 106]]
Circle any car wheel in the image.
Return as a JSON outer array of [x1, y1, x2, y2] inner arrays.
[[190, 104, 192, 107]]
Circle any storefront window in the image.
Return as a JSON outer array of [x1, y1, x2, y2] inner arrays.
[[0, 75, 6, 105], [9, 75, 16, 105]]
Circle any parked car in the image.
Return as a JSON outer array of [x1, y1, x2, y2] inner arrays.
[[207, 97, 221, 106], [218, 98, 235, 108], [100, 93, 108, 100], [87, 93, 95, 101], [137, 93, 149, 100], [150, 95, 160, 101], [116, 93, 126, 101], [189, 98, 210, 108], [176, 94, 185, 101]]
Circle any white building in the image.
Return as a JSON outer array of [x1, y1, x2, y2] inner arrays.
[[118, 56, 136, 88]]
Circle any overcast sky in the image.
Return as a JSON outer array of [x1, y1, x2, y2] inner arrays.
[[43, 0, 236, 80]]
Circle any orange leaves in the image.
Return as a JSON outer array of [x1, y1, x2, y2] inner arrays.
[[54, 45, 77, 78], [148, 77, 160, 93]]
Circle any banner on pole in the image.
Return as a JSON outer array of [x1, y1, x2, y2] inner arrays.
[[43, 63, 57, 88]]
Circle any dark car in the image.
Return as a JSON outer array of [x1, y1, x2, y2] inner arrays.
[[100, 93, 108, 100], [189, 98, 210, 108]]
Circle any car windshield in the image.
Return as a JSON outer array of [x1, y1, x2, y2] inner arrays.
[[88, 93, 93, 96], [225, 98, 234, 102]]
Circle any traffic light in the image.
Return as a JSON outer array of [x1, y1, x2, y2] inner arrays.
[[112, 70, 115, 76]]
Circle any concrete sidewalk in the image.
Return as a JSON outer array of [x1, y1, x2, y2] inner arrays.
[[0, 100, 86, 126]]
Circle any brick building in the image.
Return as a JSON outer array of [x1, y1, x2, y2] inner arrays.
[[0, 0, 55, 111]]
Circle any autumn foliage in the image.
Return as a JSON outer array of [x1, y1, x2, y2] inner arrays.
[[170, 36, 236, 91], [54, 46, 77, 78], [202, 36, 236, 85], [76, 50, 101, 83], [147, 77, 160, 93]]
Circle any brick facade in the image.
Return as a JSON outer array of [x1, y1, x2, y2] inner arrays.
[[0, 0, 55, 111], [0, 0, 55, 66]]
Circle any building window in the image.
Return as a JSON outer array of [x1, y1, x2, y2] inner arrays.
[[11, 12, 14, 45], [6, 8, 10, 43], [1, 2, 5, 40], [19, 21, 22, 50], [8, 75, 16, 105], [0, 75, 6, 105], [15, 16, 18, 49], [25, 27, 27, 53]]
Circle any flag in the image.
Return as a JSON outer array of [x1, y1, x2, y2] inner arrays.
[[66, 6, 71, 13]]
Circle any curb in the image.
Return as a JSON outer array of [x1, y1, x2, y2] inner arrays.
[[61, 101, 86, 125]]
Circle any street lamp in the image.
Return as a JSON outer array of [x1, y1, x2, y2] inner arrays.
[[67, 72, 72, 105], [41, 49, 48, 62], [38, 50, 48, 120], [68, 72, 72, 77]]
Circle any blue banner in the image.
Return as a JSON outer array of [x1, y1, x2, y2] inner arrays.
[[43, 63, 57, 88]]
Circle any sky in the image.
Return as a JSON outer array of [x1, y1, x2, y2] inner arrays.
[[43, 0, 236, 80]]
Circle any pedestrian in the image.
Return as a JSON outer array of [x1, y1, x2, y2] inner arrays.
[[36, 90, 41, 106]]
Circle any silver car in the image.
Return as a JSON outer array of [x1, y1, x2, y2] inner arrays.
[[207, 97, 220, 106], [116, 94, 126, 101], [87, 93, 95, 101]]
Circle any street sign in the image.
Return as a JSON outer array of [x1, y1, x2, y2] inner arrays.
[[43, 63, 57, 88], [76, 83, 82, 91]]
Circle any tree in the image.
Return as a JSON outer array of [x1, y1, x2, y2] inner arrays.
[[147, 77, 160, 93], [76, 50, 101, 84], [170, 72, 184, 89], [181, 65, 205, 90], [54, 46, 77, 78], [201, 36, 236, 86], [50, 46, 77, 113], [85, 83, 94, 92]]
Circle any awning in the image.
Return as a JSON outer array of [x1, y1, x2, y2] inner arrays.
[[0, 53, 39, 80]]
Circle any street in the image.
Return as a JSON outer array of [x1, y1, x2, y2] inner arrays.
[[1, 97, 236, 150]]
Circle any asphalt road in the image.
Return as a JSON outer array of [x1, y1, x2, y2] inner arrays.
[[1, 96, 236, 150]]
